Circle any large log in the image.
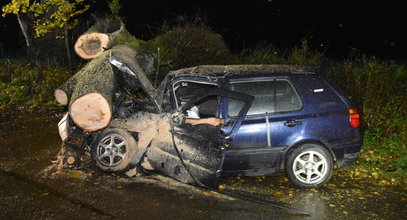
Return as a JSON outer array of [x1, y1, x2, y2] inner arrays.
[[74, 18, 144, 60], [68, 49, 116, 132], [74, 32, 110, 59], [54, 74, 78, 105]]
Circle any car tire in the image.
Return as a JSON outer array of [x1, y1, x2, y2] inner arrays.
[[285, 143, 333, 188], [91, 128, 138, 173]]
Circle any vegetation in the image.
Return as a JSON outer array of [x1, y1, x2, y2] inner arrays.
[[147, 25, 231, 79], [2, 0, 91, 37], [0, 60, 73, 111], [325, 58, 407, 181]]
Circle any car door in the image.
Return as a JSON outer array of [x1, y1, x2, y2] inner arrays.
[[221, 78, 303, 175], [266, 78, 303, 148], [221, 79, 277, 174]]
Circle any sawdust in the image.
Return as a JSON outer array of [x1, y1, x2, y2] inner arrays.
[[110, 111, 172, 150]]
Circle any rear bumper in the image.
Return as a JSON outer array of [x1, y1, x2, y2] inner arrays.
[[337, 152, 359, 169], [330, 137, 362, 169]]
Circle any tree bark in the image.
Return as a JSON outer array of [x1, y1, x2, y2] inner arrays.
[[68, 50, 116, 132], [64, 26, 73, 69], [73, 18, 142, 60], [16, 14, 32, 48], [54, 74, 78, 106], [16, 13, 36, 61]]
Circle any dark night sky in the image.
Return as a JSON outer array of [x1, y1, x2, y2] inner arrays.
[[0, 0, 405, 60]]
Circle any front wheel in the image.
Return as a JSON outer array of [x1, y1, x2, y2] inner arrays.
[[91, 128, 138, 173], [285, 144, 333, 188]]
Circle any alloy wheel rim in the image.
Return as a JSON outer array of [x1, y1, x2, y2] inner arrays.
[[292, 150, 328, 184], [96, 134, 127, 167]]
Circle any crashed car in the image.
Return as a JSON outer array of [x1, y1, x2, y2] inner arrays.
[[59, 52, 362, 188]]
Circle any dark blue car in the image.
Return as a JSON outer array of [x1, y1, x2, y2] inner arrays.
[[157, 65, 362, 188], [61, 53, 362, 188]]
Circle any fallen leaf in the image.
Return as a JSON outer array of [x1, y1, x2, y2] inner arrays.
[[202, 190, 212, 196], [218, 184, 226, 191], [70, 171, 81, 179], [274, 191, 283, 197]]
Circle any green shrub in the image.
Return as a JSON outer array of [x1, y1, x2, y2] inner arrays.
[[324, 57, 407, 180], [0, 62, 73, 109], [148, 25, 232, 81], [324, 58, 407, 137]]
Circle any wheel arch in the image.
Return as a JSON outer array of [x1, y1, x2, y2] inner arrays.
[[279, 140, 337, 170]]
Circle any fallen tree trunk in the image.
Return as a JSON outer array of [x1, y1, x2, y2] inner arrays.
[[74, 18, 144, 60], [54, 75, 78, 105], [69, 49, 116, 132], [74, 32, 110, 59]]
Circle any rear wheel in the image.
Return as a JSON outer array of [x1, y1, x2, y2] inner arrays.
[[285, 143, 333, 188], [91, 128, 138, 173]]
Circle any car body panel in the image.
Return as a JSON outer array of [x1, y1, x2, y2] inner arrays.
[[167, 69, 363, 177], [62, 59, 362, 186]]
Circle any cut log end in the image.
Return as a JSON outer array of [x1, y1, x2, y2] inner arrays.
[[74, 32, 110, 59], [69, 92, 112, 132], [54, 89, 69, 106]]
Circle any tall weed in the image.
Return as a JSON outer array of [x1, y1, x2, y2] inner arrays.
[[325, 58, 407, 136], [236, 40, 324, 68], [235, 43, 285, 64]]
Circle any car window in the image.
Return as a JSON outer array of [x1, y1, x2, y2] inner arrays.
[[173, 81, 217, 107], [173, 81, 219, 117], [227, 80, 275, 116], [227, 79, 301, 117], [274, 80, 302, 112]]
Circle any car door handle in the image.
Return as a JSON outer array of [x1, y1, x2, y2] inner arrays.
[[284, 120, 302, 127]]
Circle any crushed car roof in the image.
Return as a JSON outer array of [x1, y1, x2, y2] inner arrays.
[[167, 65, 316, 77]]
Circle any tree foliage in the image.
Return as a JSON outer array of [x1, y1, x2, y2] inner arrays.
[[107, 0, 121, 16], [2, 0, 91, 37]]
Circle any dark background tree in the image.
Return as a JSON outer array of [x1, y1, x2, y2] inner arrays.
[[1, 0, 405, 63]]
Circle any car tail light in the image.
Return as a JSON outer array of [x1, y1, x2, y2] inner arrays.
[[349, 108, 360, 128]]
